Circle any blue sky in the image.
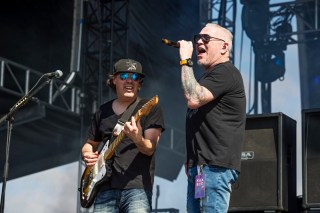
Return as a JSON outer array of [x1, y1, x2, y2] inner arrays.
[[1, 0, 303, 212]]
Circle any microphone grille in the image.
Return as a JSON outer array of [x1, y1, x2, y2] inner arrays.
[[55, 70, 63, 78]]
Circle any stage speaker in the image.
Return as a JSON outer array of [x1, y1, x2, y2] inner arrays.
[[155, 145, 185, 181], [302, 109, 320, 209], [229, 113, 297, 212]]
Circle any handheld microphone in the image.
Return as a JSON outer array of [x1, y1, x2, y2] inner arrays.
[[44, 70, 63, 78], [161, 38, 179, 48]]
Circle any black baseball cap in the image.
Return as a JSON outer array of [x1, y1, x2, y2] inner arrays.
[[113, 59, 145, 77]]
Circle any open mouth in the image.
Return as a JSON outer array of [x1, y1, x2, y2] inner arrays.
[[197, 46, 206, 56], [124, 85, 135, 92]]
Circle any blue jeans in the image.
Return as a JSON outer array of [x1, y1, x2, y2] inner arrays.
[[187, 165, 238, 213], [93, 189, 152, 213]]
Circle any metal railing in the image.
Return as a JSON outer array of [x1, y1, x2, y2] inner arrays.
[[0, 57, 81, 114]]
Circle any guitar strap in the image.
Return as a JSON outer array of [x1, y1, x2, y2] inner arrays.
[[112, 97, 141, 136], [97, 97, 141, 153]]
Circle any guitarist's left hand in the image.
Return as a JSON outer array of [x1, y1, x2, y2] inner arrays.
[[123, 116, 162, 156], [123, 116, 143, 144]]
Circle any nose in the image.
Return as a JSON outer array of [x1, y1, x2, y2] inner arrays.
[[126, 74, 136, 82]]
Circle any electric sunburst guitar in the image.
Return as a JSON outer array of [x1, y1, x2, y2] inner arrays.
[[79, 95, 159, 208]]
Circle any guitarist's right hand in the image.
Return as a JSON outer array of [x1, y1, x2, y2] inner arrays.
[[82, 139, 101, 167], [82, 151, 99, 167]]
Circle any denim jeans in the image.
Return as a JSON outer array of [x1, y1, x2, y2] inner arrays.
[[93, 189, 152, 213], [187, 165, 238, 213]]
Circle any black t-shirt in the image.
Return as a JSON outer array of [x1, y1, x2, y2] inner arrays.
[[186, 62, 246, 172], [86, 97, 165, 191]]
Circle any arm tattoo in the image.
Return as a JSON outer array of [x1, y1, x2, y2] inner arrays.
[[181, 66, 205, 104]]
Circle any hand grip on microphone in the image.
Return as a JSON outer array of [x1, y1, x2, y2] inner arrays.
[[161, 38, 180, 48]]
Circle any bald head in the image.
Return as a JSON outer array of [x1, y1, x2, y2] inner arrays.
[[205, 23, 233, 51]]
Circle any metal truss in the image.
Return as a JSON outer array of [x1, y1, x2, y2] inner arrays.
[[253, 0, 320, 114], [0, 57, 81, 114], [200, 0, 237, 62], [269, 0, 320, 45], [201, 0, 319, 114], [81, 0, 129, 110]]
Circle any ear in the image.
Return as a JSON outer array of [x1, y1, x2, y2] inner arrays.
[[111, 75, 117, 85], [221, 42, 228, 53], [223, 42, 228, 49]]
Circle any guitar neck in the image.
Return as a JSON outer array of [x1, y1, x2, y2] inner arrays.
[[103, 113, 141, 160]]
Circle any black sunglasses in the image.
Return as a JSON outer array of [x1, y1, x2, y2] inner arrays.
[[193, 34, 225, 44], [118, 72, 142, 81]]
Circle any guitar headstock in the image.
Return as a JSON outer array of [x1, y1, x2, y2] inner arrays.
[[137, 95, 158, 117]]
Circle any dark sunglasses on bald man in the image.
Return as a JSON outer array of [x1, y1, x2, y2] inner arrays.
[[193, 34, 225, 44], [119, 72, 142, 81]]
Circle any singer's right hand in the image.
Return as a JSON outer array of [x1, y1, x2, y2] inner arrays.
[[178, 40, 193, 60]]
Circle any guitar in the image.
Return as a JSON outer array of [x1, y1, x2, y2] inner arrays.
[[79, 95, 159, 208]]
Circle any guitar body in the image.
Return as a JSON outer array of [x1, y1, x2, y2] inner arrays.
[[79, 95, 159, 208], [79, 142, 113, 208]]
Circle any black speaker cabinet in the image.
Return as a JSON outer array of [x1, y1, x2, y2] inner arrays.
[[155, 145, 185, 181], [229, 113, 297, 212], [302, 109, 320, 209]]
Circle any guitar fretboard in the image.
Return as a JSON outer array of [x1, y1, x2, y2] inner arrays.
[[103, 111, 142, 160], [102, 95, 157, 161]]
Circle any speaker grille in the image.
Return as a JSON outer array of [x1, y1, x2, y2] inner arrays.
[[229, 113, 296, 212], [303, 109, 320, 208]]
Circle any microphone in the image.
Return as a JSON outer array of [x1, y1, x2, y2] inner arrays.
[[162, 38, 179, 48], [43, 70, 63, 78]]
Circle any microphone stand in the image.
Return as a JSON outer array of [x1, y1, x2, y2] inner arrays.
[[155, 185, 160, 213], [0, 75, 54, 213]]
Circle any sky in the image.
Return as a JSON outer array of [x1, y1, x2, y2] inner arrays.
[[0, 0, 304, 212]]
